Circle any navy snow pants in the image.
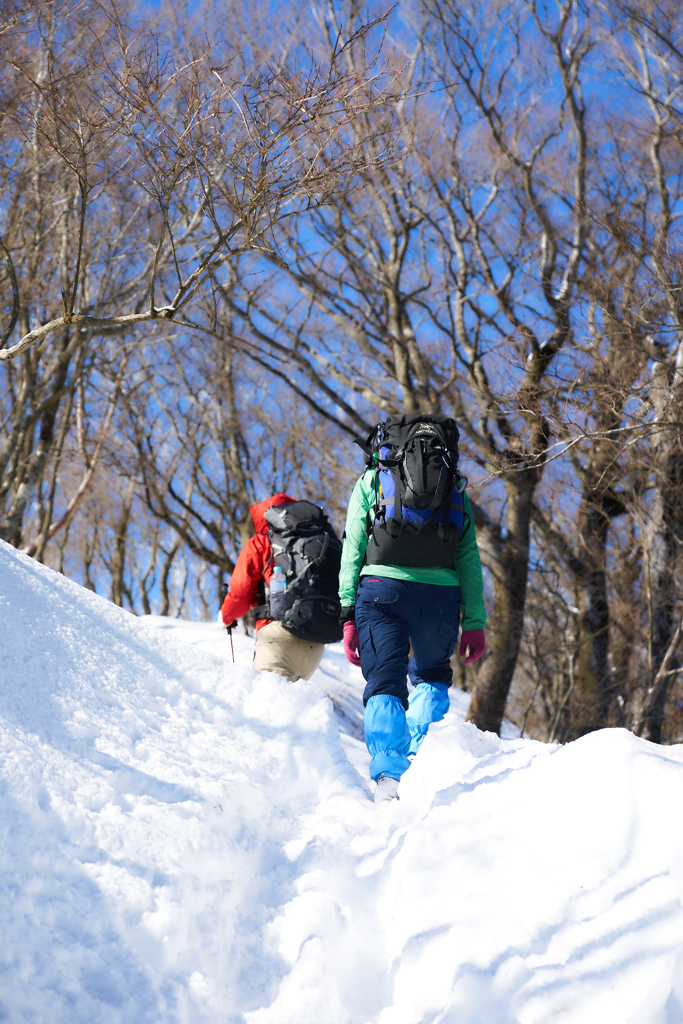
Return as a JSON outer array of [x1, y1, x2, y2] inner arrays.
[[355, 577, 462, 781]]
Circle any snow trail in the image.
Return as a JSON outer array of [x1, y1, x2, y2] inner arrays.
[[2, 540, 683, 1023]]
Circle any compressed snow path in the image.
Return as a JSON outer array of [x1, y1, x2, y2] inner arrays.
[[2, 541, 683, 1023]]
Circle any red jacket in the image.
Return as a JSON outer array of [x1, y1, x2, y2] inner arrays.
[[221, 493, 295, 631]]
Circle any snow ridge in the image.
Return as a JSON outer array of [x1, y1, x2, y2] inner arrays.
[[2, 540, 683, 1023]]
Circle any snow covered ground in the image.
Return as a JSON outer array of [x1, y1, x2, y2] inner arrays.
[[2, 539, 683, 1023]]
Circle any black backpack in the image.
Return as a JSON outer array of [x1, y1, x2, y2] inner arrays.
[[355, 413, 466, 569], [256, 500, 343, 644]]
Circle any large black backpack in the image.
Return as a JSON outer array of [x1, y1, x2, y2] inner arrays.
[[355, 413, 466, 569], [256, 500, 343, 644]]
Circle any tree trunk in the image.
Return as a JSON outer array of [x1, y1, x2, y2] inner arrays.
[[571, 501, 611, 738], [160, 541, 180, 617], [641, 360, 683, 742], [0, 330, 75, 546], [110, 485, 134, 608], [467, 472, 535, 734]]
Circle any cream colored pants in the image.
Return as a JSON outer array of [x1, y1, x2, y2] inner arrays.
[[253, 620, 325, 681]]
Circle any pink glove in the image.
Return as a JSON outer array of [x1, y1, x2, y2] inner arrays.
[[459, 628, 486, 664], [343, 620, 361, 666]]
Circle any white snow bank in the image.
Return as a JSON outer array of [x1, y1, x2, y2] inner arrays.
[[148, 616, 365, 741], [2, 540, 683, 1024], [0, 542, 366, 1022]]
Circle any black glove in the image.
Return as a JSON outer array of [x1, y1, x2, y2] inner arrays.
[[225, 619, 238, 634]]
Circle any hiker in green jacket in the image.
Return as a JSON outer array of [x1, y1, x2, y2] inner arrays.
[[339, 414, 487, 802]]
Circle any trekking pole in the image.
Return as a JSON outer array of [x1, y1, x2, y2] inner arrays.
[[220, 579, 235, 664]]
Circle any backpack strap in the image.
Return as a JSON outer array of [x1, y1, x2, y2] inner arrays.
[[391, 464, 402, 524], [437, 522, 454, 543], [354, 426, 380, 466], [365, 462, 384, 536], [353, 435, 373, 458], [289, 531, 330, 587], [403, 454, 452, 512], [373, 465, 403, 526], [413, 498, 449, 534], [252, 542, 274, 620], [253, 575, 269, 620]]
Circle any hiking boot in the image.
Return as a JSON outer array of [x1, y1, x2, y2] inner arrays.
[[374, 776, 400, 803]]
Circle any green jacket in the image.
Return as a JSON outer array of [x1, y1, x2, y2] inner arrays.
[[338, 468, 487, 631]]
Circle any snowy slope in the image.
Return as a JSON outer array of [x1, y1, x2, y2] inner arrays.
[[2, 539, 683, 1024], [148, 616, 365, 741]]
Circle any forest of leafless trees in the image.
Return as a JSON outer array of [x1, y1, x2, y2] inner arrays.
[[2, 0, 683, 744]]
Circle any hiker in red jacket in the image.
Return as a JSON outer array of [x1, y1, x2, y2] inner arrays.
[[220, 493, 326, 681]]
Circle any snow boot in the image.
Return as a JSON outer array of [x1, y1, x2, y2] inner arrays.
[[374, 775, 400, 803]]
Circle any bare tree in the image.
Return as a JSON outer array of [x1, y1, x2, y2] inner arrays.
[[0, 0, 398, 563], [216, 0, 592, 734], [611, 2, 683, 740], [0, 0, 399, 362]]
